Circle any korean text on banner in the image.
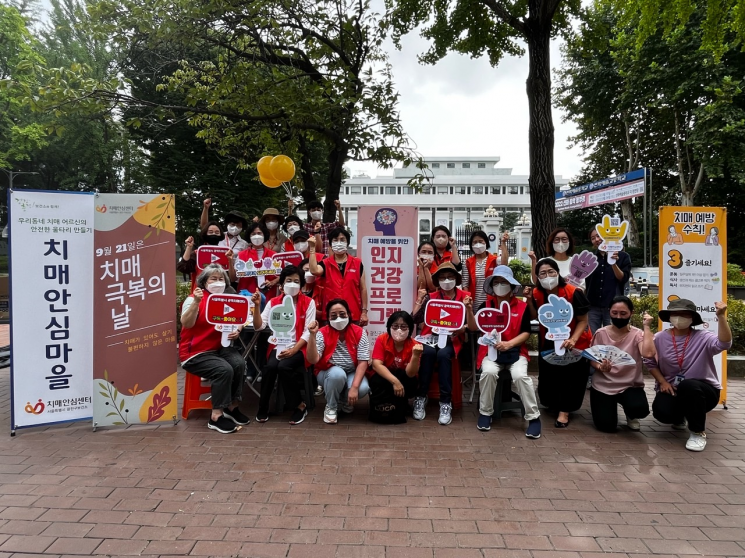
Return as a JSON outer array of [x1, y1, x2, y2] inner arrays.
[[658, 206, 727, 403], [10, 190, 95, 429], [358, 207, 418, 344], [93, 194, 178, 426]]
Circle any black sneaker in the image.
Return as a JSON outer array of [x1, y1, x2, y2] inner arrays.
[[223, 407, 250, 426], [289, 407, 308, 425], [255, 411, 269, 423], [207, 415, 238, 434]]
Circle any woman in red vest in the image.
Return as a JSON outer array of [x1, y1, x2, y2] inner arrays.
[[431, 225, 462, 271], [466, 265, 541, 438], [251, 265, 316, 425], [179, 264, 249, 434], [234, 222, 279, 299], [462, 230, 507, 310], [177, 221, 225, 291], [369, 311, 424, 422], [416, 241, 437, 293], [282, 214, 304, 252], [412, 262, 472, 426], [308, 227, 369, 326], [307, 299, 371, 425], [526, 258, 592, 428]]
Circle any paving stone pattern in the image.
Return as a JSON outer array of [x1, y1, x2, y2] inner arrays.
[[1, 364, 744, 558]]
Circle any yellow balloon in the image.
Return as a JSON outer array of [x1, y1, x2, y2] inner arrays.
[[257, 156, 275, 180], [269, 155, 296, 182], [260, 175, 282, 188]]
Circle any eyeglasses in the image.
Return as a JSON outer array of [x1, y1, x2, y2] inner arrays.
[[537, 270, 558, 278], [329, 313, 348, 320], [553, 237, 569, 243], [390, 325, 409, 331]]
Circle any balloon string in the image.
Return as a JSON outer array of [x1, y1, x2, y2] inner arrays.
[[282, 182, 293, 200]]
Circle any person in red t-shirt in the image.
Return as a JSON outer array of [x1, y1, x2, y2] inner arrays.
[[370, 311, 424, 403]]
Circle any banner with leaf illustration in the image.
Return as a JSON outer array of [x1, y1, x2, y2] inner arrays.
[[92, 194, 178, 427]]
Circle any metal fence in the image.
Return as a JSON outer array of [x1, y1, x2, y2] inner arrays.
[[454, 225, 517, 260]]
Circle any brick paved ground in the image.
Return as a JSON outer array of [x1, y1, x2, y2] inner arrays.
[[0, 359, 744, 557]]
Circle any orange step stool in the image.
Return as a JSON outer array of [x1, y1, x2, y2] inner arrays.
[[427, 358, 462, 410], [182, 373, 212, 419]]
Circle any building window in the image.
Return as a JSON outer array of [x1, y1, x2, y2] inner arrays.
[[350, 186, 361, 194], [520, 186, 524, 195], [446, 163, 455, 168], [478, 163, 486, 168], [431, 163, 440, 168], [473, 186, 484, 195], [509, 186, 519, 195], [462, 163, 470, 168], [437, 186, 449, 194], [419, 219, 430, 232], [421, 186, 431, 194], [402, 187, 414, 194], [491, 187, 501, 195], [368, 186, 379, 195], [385, 186, 397, 195], [454, 186, 466, 194], [345, 187, 349, 194]]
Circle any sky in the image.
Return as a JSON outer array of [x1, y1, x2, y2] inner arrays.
[[348, 28, 584, 181]]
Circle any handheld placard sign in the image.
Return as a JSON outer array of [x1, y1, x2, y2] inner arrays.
[[196, 245, 231, 271], [475, 301, 511, 361], [268, 295, 296, 353], [424, 299, 466, 348], [272, 251, 303, 268], [537, 294, 574, 356], [566, 250, 598, 287], [205, 294, 250, 347], [595, 215, 629, 265], [540, 348, 584, 366]]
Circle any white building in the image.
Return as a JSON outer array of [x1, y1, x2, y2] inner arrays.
[[340, 156, 570, 260]]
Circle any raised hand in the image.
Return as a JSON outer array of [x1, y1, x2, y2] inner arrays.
[[464, 296, 473, 310], [250, 290, 262, 306], [501, 232, 510, 243], [193, 287, 204, 301], [307, 235, 317, 250], [448, 236, 457, 249], [528, 251, 536, 262], [642, 312, 654, 327], [412, 343, 423, 357], [715, 301, 727, 317], [288, 199, 295, 210], [308, 320, 319, 335], [334, 199, 341, 209], [185, 236, 194, 248], [203, 198, 211, 209]]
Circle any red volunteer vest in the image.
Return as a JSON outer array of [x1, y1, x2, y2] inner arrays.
[[321, 255, 362, 321], [316, 323, 364, 373], [373, 334, 415, 378], [532, 284, 592, 350], [420, 288, 468, 356], [236, 247, 277, 296], [283, 238, 295, 252], [476, 297, 530, 369], [303, 283, 326, 322], [178, 296, 222, 363], [266, 294, 312, 364], [431, 249, 453, 271], [465, 254, 498, 300]]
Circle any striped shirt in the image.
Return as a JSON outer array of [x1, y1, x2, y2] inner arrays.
[[315, 329, 370, 373], [462, 257, 488, 308]]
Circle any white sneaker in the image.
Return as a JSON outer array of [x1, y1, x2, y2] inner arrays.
[[341, 402, 354, 414], [686, 431, 707, 452], [315, 385, 324, 396], [323, 406, 337, 424], [413, 396, 427, 420], [626, 418, 641, 431], [672, 420, 688, 431], [438, 402, 453, 425]]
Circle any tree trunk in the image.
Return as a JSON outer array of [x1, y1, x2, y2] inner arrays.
[[525, 23, 556, 259], [325, 143, 347, 222], [620, 199, 640, 247], [297, 134, 318, 207]]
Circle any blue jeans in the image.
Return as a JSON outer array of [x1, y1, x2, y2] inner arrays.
[[589, 306, 610, 334], [316, 366, 370, 410], [418, 344, 455, 404]]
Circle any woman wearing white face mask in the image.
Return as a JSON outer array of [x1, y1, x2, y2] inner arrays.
[[528, 228, 584, 291], [417, 241, 438, 292], [525, 258, 592, 428], [307, 299, 370, 424], [300, 258, 325, 323], [198, 200, 250, 253], [462, 230, 504, 310], [252, 265, 316, 425], [641, 299, 731, 452], [308, 227, 369, 326], [294, 198, 344, 257], [430, 225, 462, 270], [412, 263, 473, 426], [235, 223, 280, 299], [179, 264, 248, 434], [466, 266, 542, 438], [259, 208, 287, 252]]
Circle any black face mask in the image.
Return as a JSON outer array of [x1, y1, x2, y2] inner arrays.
[[611, 317, 630, 329], [204, 234, 222, 246]]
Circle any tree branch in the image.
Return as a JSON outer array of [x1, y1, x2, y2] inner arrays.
[[673, 109, 687, 193], [480, 0, 527, 35], [691, 163, 705, 201]]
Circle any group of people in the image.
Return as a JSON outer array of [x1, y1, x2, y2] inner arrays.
[[178, 205, 732, 452]]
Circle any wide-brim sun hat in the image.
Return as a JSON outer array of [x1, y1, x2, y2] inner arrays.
[[432, 262, 462, 287], [484, 265, 521, 296], [658, 298, 704, 326], [259, 207, 285, 226]]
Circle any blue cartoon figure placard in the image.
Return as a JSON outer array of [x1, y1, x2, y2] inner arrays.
[[537, 294, 574, 355]]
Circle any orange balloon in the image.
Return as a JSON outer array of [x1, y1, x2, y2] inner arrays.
[[257, 156, 275, 180], [269, 155, 295, 182], [260, 175, 282, 188]]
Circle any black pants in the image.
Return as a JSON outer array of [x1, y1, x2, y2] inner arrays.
[[537, 356, 590, 414], [259, 350, 306, 415], [652, 379, 720, 433], [369, 369, 418, 400], [184, 347, 245, 410], [590, 387, 650, 433], [418, 343, 455, 404]]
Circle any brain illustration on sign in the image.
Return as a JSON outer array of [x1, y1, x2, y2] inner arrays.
[[475, 301, 511, 334], [374, 208, 398, 236], [269, 295, 295, 336], [537, 294, 573, 339]]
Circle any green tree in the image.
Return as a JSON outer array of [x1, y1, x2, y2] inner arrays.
[[386, 0, 582, 258]]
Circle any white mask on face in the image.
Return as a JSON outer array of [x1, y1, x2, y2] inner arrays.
[[472, 243, 486, 255], [250, 234, 264, 246], [553, 242, 569, 254], [439, 278, 456, 291], [419, 254, 434, 264], [304, 271, 315, 284], [294, 242, 308, 253], [332, 241, 348, 254], [670, 316, 693, 330], [539, 276, 559, 290], [391, 329, 408, 342], [434, 237, 448, 248], [310, 210, 323, 220], [266, 221, 278, 231], [227, 225, 242, 236], [206, 281, 226, 294], [494, 283, 512, 296], [287, 225, 300, 235], [283, 282, 300, 297], [330, 316, 349, 330]]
